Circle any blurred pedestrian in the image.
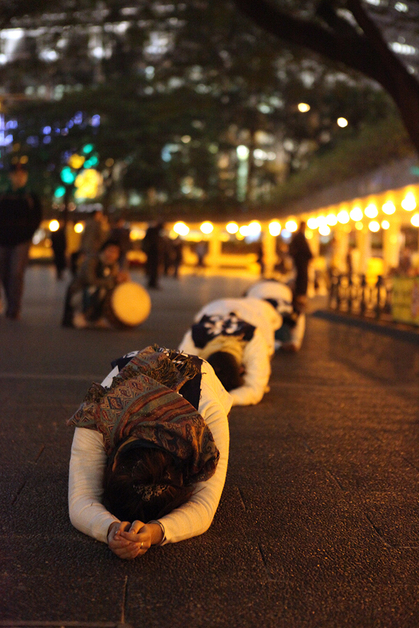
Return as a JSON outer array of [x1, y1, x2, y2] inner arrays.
[[62, 239, 129, 328], [110, 216, 131, 270], [0, 164, 42, 319], [51, 221, 67, 280], [68, 345, 231, 559], [71, 209, 108, 276], [178, 297, 280, 406], [288, 221, 313, 312], [195, 241, 206, 268], [172, 236, 183, 278], [142, 222, 164, 289]]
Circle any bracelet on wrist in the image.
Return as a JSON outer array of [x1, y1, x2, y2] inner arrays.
[[149, 520, 166, 546]]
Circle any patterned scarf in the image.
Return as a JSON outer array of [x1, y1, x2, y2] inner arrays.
[[67, 345, 219, 484]]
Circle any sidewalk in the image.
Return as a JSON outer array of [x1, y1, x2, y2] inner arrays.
[[1, 267, 419, 628]]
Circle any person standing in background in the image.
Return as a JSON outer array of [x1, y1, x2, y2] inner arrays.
[[142, 222, 164, 289], [288, 221, 313, 312], [51, 221, 67, 280], [0, 164, 42, 320]]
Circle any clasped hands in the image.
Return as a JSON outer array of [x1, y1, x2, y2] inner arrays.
[[107, 520, 163, 560]]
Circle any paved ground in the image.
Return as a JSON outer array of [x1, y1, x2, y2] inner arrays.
[[1, 265, 419, 628]]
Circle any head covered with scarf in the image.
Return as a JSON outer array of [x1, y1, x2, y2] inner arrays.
[[68, 346, 220, 520]]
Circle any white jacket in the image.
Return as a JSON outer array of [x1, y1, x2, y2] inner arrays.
[[68, 357, 231, 546], [178, 298, 280, 406]]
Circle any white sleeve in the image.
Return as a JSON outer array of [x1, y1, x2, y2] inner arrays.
[[229, 329, 271, 406], [157, 362, 231, 545], [68, 427, 119, 543]]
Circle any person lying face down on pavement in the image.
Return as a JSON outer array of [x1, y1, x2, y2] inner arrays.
[[67, 345, 231, 560], [245, 279, 306, 353], [178, 297, 281, 407]]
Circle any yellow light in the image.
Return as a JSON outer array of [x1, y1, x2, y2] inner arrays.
[[200, 221, 214, 235], [298, 103, 310, 113], [74, 169, 103, 199], [269, 220, 281, 236], [68, 153, 85, 169], [226, 222, 239, 234], [173, 221, 189, 236], [368, 220, 380, 232], [129, 228, 145, 241], [326, 213, 337, 226], [239, 225, 250, 236], [355, 222, 363, 231], [285, 220, 298, 232], [365, 203, 378, 219], [337, 117, 348, 128], [382, 201, 396, 215], [248, 220, 262, 236], [20, 155, 28, 164], [411, 213, 419, 227], [307, 217, 318, 229], [350, 206, 363, 221], [306, 229, 313, 240], [381, 220, 390, 230], [105, 158, 114, 167], [318, 224, 331, 236], [337, 210, 350, 224], [401, 192, 416, 211], [49, 219, 60, 232], [74, 222, 84, 234], [181, 135, 191, 143]]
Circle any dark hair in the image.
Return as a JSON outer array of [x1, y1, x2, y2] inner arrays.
[[100, 239, 121, 254], [206, 351, 244, 392], [103, 445, 193, 523]]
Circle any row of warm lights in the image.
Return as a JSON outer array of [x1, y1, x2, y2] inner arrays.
[[306, 192, 419, 235], [172, 220, 299, 238]]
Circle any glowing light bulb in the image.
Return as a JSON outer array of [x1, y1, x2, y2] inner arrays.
[[326, 214, 337, 226], [381, 220, 390, 230], [411, 213, 419, 227], [401, 192, 416, 211], [382, 201, 396, 215], [337, 210, 350, 224], [49, 220, 60, 232], [200, 221, 213, 235], [350, 207, 363, 221], [365, 204, 378, 219], [173, 221, 189, 236], [285, 220, 298, 232], [269, 221, 281, 236], [307, 217, 318, 229], [368, 221, 380, 232], [226, 222, 238, 234]]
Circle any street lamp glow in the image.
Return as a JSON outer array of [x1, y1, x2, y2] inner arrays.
[[236, 145, 250, 160], [382, 201, 396, 215], [401, 192, 416, 211], [200, 221, 214, 235], [350, 207, 363, 221], [364, 203, 378, 219], [181, 135, 191, 144], [326, 213, 337, 226], [368, 220, 380, 232], [239, 225, 250, 236], [285, 220, 298, 232], [411, 213, 419, 227], [381, 220, 390, 230], [307, 217, 318, 229], [298, 103, 310, 113], [318, 224, 331, 236], [226, 222, 239, 234], [173, 221, 189, 236], [49, 220, 60, 232], [355, 221, 363, 231], [337, 210, 350, 224], [269, 221, 281, 236], [74, 222, 84, 234], [248, 220, 262, 236], [337, 117, 348, 128]]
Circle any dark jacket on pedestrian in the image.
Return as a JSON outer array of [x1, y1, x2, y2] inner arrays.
[[0, 187, 42, 246]]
